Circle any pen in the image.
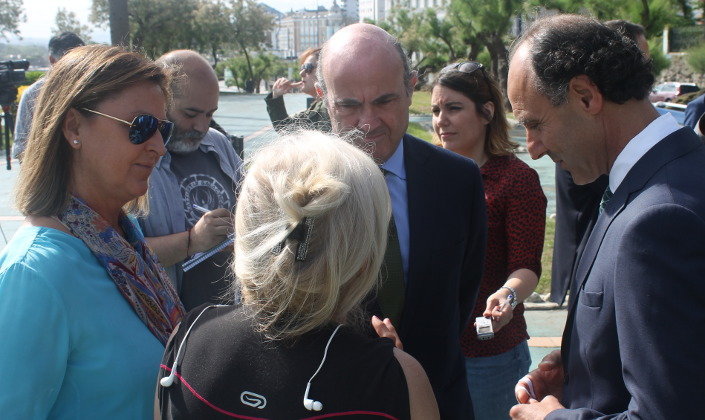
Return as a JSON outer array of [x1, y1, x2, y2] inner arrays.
[[192, 204, 210, 214]]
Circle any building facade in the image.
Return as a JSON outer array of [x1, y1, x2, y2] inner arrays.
[[358, 0, 447, 22], [270, 1, 350, 59]]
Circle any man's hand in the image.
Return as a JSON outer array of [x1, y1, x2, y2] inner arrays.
[[271, 77, 304, 98], [189, 208, 232, 254], [510, 396, 564, 419], [372, 315, 403, 350], [515, 350, 564, 404], [483, 289, 514, 332]]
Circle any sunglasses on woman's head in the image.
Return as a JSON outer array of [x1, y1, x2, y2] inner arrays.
[[81, 108, 174, 146], [300, 62, 316, 74], [441, 61, 485, 76]]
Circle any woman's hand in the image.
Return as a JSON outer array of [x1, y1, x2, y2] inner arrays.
[[483, 288, 514, 332], [271, 77, 304, 98], [372, 315, 403, 350]]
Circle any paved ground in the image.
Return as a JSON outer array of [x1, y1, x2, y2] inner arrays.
[[0, 157, 21, 249], [525, 307, 567, 370]]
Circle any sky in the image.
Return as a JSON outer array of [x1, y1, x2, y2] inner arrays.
[[10, 0, 334, 45]]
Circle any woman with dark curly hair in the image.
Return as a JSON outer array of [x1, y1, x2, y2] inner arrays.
[[431, 62, 546, 420]]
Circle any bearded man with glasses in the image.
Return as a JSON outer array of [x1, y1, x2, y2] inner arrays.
[[139, 50, 243, 311]]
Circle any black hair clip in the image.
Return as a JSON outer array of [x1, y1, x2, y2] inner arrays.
[[272, 217, 314, 261]]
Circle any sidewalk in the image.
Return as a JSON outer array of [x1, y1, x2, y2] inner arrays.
[[525, 306, 566, 370], [0, 158, 21, 249]]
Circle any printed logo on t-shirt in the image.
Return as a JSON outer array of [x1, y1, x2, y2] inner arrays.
[[179, 173, 232, 226], [240, 391, 267, 409]]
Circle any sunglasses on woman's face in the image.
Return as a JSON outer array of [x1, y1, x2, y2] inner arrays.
[[441, 61, 485, 76], [81, 108, 174, 146], [300, 62, 316, 75]]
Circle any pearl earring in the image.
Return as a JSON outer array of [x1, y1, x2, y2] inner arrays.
[[72, 139, 80, 145]]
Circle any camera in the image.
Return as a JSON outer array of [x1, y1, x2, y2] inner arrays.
[[475, 316, 494, 340], [0, 59, 29, 105]]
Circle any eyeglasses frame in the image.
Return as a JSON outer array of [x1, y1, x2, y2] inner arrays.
[[80, 107, 173, 146]]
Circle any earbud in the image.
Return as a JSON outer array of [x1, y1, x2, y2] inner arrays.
[[160, 360, 178, 387], [302, 325, 342, 412], [304, 398, 323, 411], [303, 383, 323, 411]]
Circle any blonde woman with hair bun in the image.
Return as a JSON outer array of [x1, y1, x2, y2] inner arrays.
[[158, 131, 439, 419]]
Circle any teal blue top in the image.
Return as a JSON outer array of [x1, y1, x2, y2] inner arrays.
[[0, 226, 164, 419]]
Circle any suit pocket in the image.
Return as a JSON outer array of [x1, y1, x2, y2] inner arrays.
[[578, 290, 603, 308]]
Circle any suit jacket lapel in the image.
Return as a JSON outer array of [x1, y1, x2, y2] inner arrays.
[[562, 127, 702, 364], [400, 134, 436, 331]]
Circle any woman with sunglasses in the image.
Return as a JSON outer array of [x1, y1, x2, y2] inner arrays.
[[0, 45, 184, 418], [265, 47, 331, 133], [431, 62, 546, 420]]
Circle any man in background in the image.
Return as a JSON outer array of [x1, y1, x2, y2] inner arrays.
[[12, 32, 84, 161], [141, 50, 242, 311]]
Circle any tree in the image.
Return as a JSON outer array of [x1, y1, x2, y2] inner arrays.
[[108, 0, 129, 46], [193, 0, 232, 66], [53, 8, 93, 42], [229, 0, 274, 93], [0, 0, 25, 41], [450, 0, 524, 108], [529, 0, 687, 37], [91, 0, 199, 57]]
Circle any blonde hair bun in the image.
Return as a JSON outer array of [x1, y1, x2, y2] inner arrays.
[[234, 130, 390, 339]]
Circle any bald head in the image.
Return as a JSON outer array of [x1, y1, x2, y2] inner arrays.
[[157, 50, 218, 97], [317, 23, 417, 163], [157, 50, 219, 154], [318, 23, 412, 96]]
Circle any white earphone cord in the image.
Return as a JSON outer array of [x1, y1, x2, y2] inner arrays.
[[303, 324, 343, 411], [160, 304, 225, 387]]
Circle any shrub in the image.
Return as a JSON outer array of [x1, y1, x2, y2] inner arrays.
[[24, 70, 45, 86], [687, 42, 705, 74], [649, 39, 671, 78]]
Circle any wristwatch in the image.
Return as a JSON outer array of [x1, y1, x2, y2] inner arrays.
[[501, 285, 519, 309]]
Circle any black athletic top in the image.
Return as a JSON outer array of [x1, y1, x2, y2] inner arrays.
[[158, 304, 411, 419]]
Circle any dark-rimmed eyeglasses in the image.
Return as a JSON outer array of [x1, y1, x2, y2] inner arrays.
[[81, 108, 173, 146], [441, 61, 486, 77], [300, 62, 316, 74]]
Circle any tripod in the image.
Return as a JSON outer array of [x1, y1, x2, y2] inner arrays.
[[3, 104, 14, 170]]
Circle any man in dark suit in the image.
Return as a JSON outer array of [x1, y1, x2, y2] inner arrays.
[[317, 23, 487, 419], [550, 20, 648, 305], [508, 14, 705, 419]]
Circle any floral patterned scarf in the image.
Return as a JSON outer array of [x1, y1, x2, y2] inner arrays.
[[57, 196, 185, 345]]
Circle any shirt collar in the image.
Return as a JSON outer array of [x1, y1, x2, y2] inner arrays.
[[609, 112, 680, 192], [380, 138, 406, 180]]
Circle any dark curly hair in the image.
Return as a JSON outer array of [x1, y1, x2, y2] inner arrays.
[[513, 14, 654, 106]]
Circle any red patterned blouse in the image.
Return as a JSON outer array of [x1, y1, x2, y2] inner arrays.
[[461, 154, 547, 358]]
